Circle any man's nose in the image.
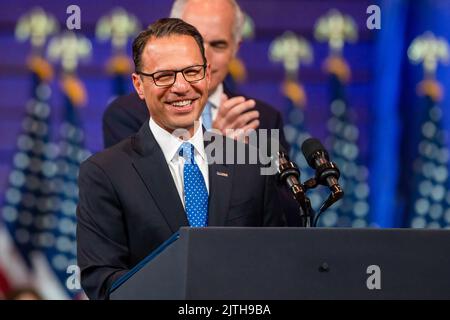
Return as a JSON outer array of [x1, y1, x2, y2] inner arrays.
[[170, 72, 190, 92]]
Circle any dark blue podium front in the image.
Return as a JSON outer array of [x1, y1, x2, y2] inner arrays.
[[109, 227, 450, 299]]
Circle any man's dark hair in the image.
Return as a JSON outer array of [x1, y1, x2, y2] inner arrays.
[[132, 18, 206, 73]]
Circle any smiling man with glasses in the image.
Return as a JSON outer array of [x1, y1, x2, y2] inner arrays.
[[102, 0, 289, 151], [76, 18, 286, 300], [130, 21, 210, 137]]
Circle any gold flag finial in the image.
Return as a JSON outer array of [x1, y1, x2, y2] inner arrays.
[[269, 32, 312, 107], [47, 31, 92, 73], [269, 31, 313, 78], [96, 7, 141, 52], [314, 9, 357, 56], [16, 7, 58, 81], [47, 32, 91, 106], [15, 7, 59, 50], [408, 32, 449, 100], [408, 31, 449, 77]]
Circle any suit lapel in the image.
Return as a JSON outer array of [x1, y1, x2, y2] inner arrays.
[[205, 134, 233, 226], [223, 84, 237, 99], [131, 123, 188, 233]]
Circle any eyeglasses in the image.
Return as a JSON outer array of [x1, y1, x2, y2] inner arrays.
[[137, 64, 207, 87]]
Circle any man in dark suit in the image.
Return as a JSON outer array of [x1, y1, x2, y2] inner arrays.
[[103, 0, 289, 150], [103, 0, 301, 227], [77, 18, 286, 300]]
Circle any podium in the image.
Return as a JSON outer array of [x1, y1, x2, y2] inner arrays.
[[109, 227, 450, 299]]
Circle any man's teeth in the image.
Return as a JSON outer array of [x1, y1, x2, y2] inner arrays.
[[171, 100, 192, 107]]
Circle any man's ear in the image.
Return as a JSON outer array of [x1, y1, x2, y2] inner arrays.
[[132, 73, 145, 99], [205, 63, 212, 85]]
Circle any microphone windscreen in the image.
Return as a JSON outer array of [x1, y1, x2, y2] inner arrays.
[[301, 138, 327, 167]]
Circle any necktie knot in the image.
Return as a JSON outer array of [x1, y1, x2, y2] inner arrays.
[[179, 142, 195, 164]]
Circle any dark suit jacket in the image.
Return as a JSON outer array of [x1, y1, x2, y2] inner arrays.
[[76, 122, 286, 300], [102, 89, 302, 227], [102, 88, 289, 151]]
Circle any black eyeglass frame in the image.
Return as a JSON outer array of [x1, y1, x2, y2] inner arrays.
[[137, 64, 207, 87]]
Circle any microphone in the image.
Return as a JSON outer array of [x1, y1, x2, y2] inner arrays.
[[277, 150, 305, 202], [301, 138, 344, 213], [276, 148, 312, 227]]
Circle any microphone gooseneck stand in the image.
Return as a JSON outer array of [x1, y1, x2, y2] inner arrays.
[[277, 150, 344, 228]]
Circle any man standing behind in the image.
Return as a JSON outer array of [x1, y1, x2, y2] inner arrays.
[[77, 18, 286, 300], [103, 0, 288, 150]]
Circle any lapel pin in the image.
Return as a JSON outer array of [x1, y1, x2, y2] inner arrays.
[[216, 171, 229, 177]]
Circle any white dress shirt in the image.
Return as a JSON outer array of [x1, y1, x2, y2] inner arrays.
[[149, 118, 209, 208]]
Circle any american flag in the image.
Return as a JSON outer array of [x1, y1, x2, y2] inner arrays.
[[406, 33, 450, 229], [320, 58, 371, 228], [0, 44, 91, 299], [281, 81, 322, 207], [0, 57, 73, 298], [49, 74, 91, 298], [407, 90, 450, 228], [0, 265, 11, 299]]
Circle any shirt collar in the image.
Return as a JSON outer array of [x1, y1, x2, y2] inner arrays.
[[149, 117, 207, 163], [208, 83, 223, 109]]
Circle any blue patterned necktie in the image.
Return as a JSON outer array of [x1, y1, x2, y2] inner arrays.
[[201, 101, 213, 130], [179, 142, 209, 227]]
